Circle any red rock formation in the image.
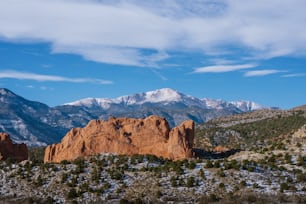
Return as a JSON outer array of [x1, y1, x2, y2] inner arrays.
[[214, 145, 229, 152], [0, 133, 28, 162], [44, 116, 194, 163]]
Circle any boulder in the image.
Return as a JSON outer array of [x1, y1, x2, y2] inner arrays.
[[44, 116, 194, 163], [0, 133, 28, 162], [213, 145, 229, 152]]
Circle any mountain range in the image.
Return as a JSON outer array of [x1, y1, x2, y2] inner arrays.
[[0, 88, 267, 146]]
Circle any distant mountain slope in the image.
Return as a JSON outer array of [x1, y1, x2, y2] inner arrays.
[[0, 88, 87, 146], [195, 108, 306, 150], [0, 88, 268, 146]]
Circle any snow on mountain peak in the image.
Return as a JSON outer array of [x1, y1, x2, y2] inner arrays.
[[65, 98, 97, 107], [143, 88, 182, 103], [229, 100, 265, 111], [0, 88, 15, 97], [64, 88, 267, 112]]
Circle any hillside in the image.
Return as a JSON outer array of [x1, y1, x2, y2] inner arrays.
[[195, 107, 306, 150]]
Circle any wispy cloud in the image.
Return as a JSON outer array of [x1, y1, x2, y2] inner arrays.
[[281, 73, 306, 77], [193, 64, 257, 73], [244, 70, 284, 77], [0, 0, 306, 67], [0, 70, 112, 84]]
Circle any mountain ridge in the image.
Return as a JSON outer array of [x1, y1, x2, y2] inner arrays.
[[0, 87, 270, 146], [65, 88, 266, 111]]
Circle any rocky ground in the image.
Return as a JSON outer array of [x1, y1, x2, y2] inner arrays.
[[0, 143, 306, 204]]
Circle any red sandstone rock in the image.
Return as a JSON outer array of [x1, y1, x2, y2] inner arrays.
[[0, 133, 28, 162], [214, 145, 229, 152], [44, 116, 194, 163]]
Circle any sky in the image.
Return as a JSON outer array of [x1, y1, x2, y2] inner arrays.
[[0, 0, 305, 109]]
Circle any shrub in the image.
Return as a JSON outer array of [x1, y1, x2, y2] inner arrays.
[[213, 160, 220, 168], [240, 180, 247, 187], [280, 182, 289, 192], [205, 160, 213, 168], [217, 170, 226, 177], [187, 160, 197, 169], [219, 182, 225, 188], [186, 176, 195, 187], [67, 188, 78, 199], [199, 169, 206, 180], [170, 176, 177, 187], [61, 173, 68, 183]]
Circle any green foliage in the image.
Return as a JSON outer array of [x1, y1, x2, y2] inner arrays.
[[219, 182, 225, 188], [223, 159, 240, 170], [199, 169, 206, 180], [213, 160, 221, 168], [208, 193, 219, 202], [240, 180, 247, 187], [252, 183, 259, 189], [205, 160, 213, 168], [170, 176, 177, 187], [61, 173, 68, 183], [67, 176, 78, 187], [60, 160, 70, 165], [73, 157, 86, 173], [297, 173, 306, 182], [284, 153, 292, 164], [186, 160, 197, 169], [28, 147, 45, 164], [34, 175, 44, 187], [217, 170, 226, 177], [91, 167, 100, 183], [67, 188, 78, 199], [297, 155, 306, 166], [186, 176, 195, 187], [195, 111, 306, 148], [280, 182, 289, 192], [109, 169, 124, 180]]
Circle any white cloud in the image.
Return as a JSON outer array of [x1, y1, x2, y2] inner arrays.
[[0, 0, 306, 66], [26, 85, 34, 88], [281, 73, 306, 78], [244, 70, 284, 77], [193, 64, 257, 73], [0, 70, 112, 84]]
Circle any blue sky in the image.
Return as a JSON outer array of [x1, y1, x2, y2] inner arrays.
[[0, 0, 305, 109]]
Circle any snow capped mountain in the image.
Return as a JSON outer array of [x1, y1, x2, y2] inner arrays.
[[66, 88, 265, 112], [66, 88, 182, 106], [121, 88, 183, 105], [0, 87, 270, 146]]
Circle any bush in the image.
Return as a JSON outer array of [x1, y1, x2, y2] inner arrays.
[[213, 160, 220, 168], [186, 176, 195, 187], [280, 182, 289, 192], [199, 169, 206, 180], [171, 176, 177, 187], [219, 182, 225, 188], [297, 173, 306, 182], [61, 173, 68, 183], [187, 160, 197, 169], [205, 160, 213, 168], [109, 169, 124, 180], [67, 188, 78, 199], [217, 170, 226, 177], [240, 180, 247, 187]]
